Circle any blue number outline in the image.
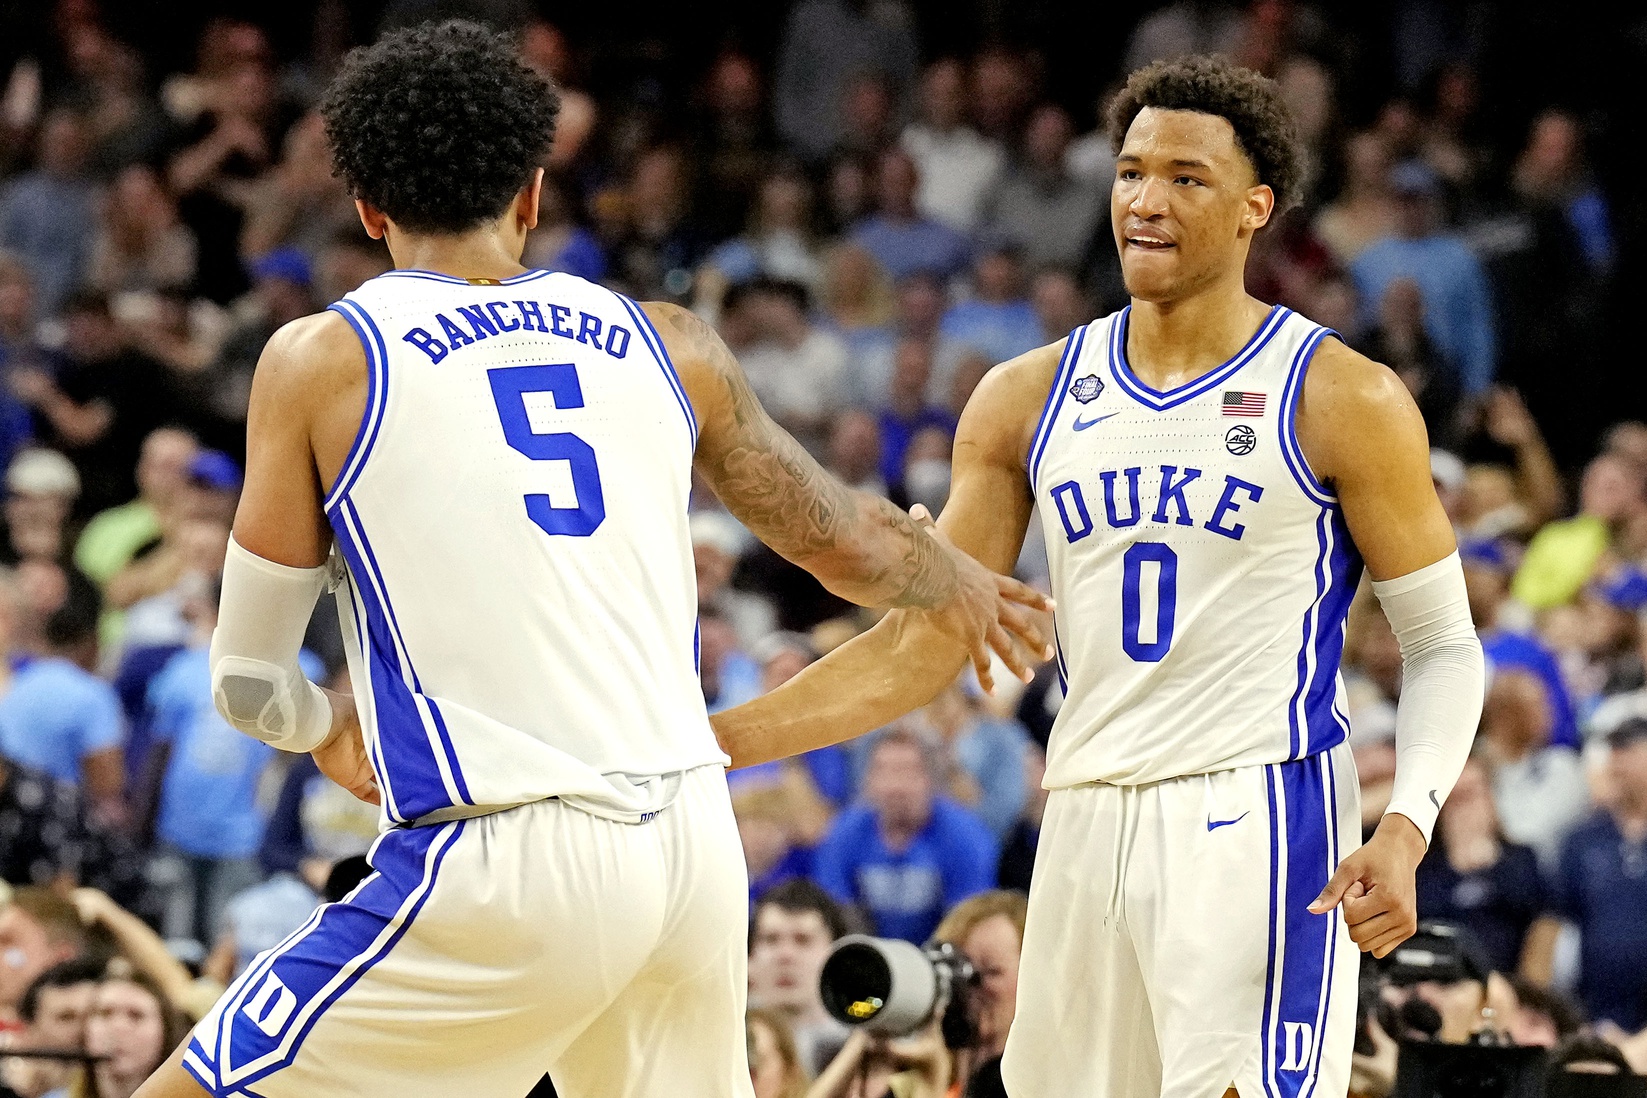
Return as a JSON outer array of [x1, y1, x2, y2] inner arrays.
[[1121, 541, 1177, 661], [486, 363, 606, 537]]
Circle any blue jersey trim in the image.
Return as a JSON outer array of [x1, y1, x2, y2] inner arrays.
[[375, 267, 557, 286], [1027, 326, 1088, 494], [1109, 305, 1289, 411], [1303, 751, 1345, 1097], [1277, 328, 1338, 507], [322, 301, 389, 513], [338, 575, 401, 823], [616, 295, 699, 450]]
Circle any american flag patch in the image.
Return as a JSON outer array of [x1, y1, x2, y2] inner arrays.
[[1222, 391, 1266, 417]]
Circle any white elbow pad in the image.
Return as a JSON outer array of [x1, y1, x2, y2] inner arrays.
[[210, 536, 334, 753], [1371, 551, 1485, 842]]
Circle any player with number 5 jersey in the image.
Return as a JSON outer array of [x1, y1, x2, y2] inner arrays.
[[135, 21, 1049, 1098], [716, 57, 1486, 1098]]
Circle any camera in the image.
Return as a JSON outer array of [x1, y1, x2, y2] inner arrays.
[[818, 934, 979, 1048]]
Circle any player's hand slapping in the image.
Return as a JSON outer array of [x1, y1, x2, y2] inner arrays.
[[909, 505, 1056, 695], [1309, 813, 1427, 957], [313, 686, 381, 806]]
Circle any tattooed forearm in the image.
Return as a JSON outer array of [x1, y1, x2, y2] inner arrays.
[[661, 303, 957, 609]]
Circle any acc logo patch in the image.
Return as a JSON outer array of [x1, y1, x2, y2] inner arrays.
[[1070, 375, 1104, 403], [1225, 424, 1257, 456]]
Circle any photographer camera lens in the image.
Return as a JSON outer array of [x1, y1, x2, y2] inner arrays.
[[819, 935, 979, 1048]]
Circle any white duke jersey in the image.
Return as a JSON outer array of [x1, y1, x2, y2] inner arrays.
[[324, 269, 724, 827], [1032, 305, 1362, 789]]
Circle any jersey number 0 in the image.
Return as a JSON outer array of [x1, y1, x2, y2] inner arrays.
[[487, 364, 606, 537]]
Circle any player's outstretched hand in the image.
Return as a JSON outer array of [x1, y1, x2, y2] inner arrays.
[[314, 687, 381, 806], [1308, 813, 1426, 958], [909, 505, 1056, 694]]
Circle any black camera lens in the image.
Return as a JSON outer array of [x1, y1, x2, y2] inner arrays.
[[820, 942, 894, 1024]]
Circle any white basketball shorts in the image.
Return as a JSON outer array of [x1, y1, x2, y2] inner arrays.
[[1001, 741, 1361, 1098], [181, 764, 754, 1098]]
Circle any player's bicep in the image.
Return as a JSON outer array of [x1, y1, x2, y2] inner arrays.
[[1301, 342, 1455, 581], [233, 319, 342, 569]]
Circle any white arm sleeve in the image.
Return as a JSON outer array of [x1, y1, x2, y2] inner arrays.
[[209, 535, 334, 753], [1371, 551, 1485, 844]]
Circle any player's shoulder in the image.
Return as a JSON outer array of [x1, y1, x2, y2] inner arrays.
[[1299, 333, 1420, 426], [956, 337, 1069, 466], [251, 309, 368, 409]]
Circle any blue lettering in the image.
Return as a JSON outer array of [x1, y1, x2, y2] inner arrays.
[[1152, 465, 1202, 526], [1050, 481, 1094, 542], [1205, 476, 1264, 541], [548, 303, 576, 338], [436, 312, 475, 350], [402, 328, 447, 364], [515, 300, 546, 332], [1100, 468, 1143, 527], [576, 311, 604, 350], [485, 301, 521, 332], [605, 325, 631, 358], [456, 305, 498, 340]]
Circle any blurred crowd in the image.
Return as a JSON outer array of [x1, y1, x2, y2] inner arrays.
[[0, 1, 1644, 1096]]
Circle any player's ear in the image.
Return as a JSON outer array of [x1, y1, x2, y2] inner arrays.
[[1243, 183, 1276, 234], [518, 168, 545, 233], [355, 199, 388, 241]]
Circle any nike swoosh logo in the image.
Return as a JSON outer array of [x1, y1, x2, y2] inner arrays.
[[1207, 811, 1249, 832], [1073, 412, 1119, 431], [1429, 789, 1441, 811]]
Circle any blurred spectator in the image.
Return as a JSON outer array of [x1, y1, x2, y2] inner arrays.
[[1463, 539, 1580, 750], [699, 605, 761, 714], [68, 887, 220, 1023], [748, 879, 852, 1076], [0, 887, 87, 1026], [732, 278, 849, 456], [996, 743, 1046, 893], [1123, 1, 1245, 74], [747, 1007, 810, 1098], [209, 854, 325, 982], [896, 426, 952, 518], [1, 450, 79, 566], [1512, 110, 1613, 276], [932, 890, 1027, 1065], [912, 681, 1029, 840], [689, 50, 777, 243], [1513, 452, 1645, 611], [86, 164, 197, 298], [692, 510, 774, 652], [703, 168, 822, 298], [813, 727, 996, 943], [875, 339, 952, 490], [842, 272, 965, 412], [0, 109, 95, 317], [1030, 268, 1090, 345], [1419, 63, 1490, 196], [0, 569, 124, 823], [849, 150, 971, 284], [0, 258, 44, 470], [3, 956, 100, 1098], [834, 73, 899, 162], [72, 427, 197, 589], [0, 750, 93, 888], [67, 965, 188, 1098], [899, 59, 1004, 233], [1414, 757, 1549, 975], [773, 0, 918, 164], [69, 32, 172, 180], [1359, 277, 1461, 443], [1314, 132, 1399, 266], [1349, 160, 1495, 397], [193, 248, 315, 450], [520, 175, 604, 285], [938, 247, 1041, 372], [968, 48, 1035, 146], [738, 786, 815, 907], [313, 230, 392, 306], [815, 244, 893, 361], [1275, 56, 1337, 210], [518, 21, 596, 172], [983, 104, 1105, 273], [1478, 669, 1588, 870], [1542, 719, 1647, 1031], [238, 111, 356, 263], [11, 290, 182, 516], [824, 410, 887, 497], [820, 154, 875, 237]]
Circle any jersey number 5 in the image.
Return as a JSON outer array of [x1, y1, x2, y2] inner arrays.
[[487, 364, 606, 537]]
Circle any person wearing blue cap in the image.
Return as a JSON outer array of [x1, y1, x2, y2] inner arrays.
[[1350, 159, 1497, 398]]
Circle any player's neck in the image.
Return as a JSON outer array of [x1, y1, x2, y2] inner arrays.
[[386, 228, 529, 283], [1125, 285, 1273, 392]]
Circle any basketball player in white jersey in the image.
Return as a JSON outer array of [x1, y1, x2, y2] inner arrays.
[[715, 57, 1486, 1097], [135, 22, 1051, 1098]]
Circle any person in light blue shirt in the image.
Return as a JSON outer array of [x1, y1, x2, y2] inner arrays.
[[1350, 161, 1496, 396], [813, 727, 996, 942], [938, 246, 1044, 370], [850, 150, 973, 284]]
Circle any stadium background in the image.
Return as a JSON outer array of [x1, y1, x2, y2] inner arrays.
[[1, 1, 1646, 1095]]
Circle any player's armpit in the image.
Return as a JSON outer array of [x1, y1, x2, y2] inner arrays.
[[712, 344, 1060, 768], [1294, 338, 1456, 581]]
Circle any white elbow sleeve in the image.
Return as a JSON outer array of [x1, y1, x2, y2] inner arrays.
[[1371, 551, 1485, 844], [209, 536, 334, 753]]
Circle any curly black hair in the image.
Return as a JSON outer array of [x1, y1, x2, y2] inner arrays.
[[1108, 55, 1301, 214], [321, 20, 560, 234]]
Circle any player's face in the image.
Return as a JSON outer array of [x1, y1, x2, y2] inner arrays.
[[1111, 107, 1274, 303]]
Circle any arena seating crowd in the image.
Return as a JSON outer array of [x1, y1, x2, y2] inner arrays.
[[0, 2, 1645, 1096]]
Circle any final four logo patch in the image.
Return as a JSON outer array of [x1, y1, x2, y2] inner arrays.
[[1070, 375, 1104, 403]]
